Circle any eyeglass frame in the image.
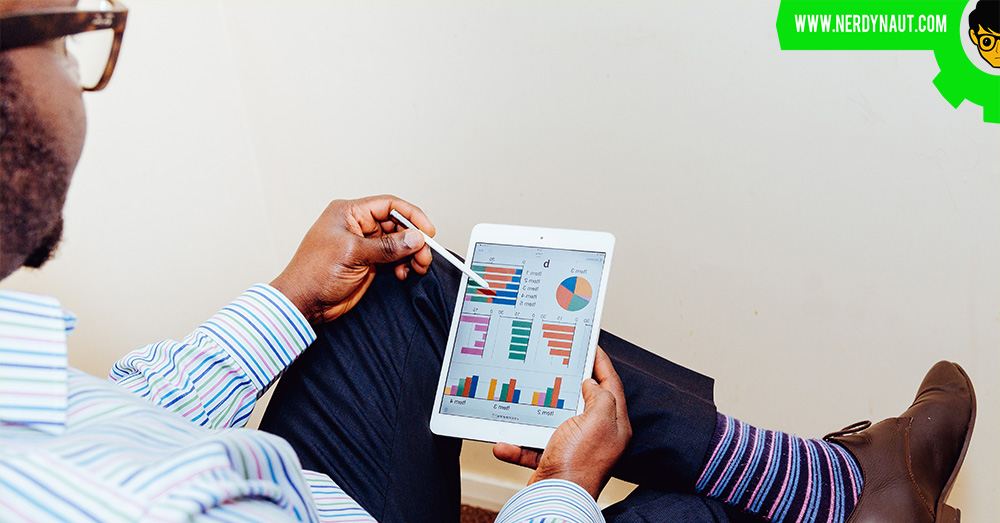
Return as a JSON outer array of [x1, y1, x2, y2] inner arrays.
[[1, 0, 128, 91], [973, 29, 998, 53]]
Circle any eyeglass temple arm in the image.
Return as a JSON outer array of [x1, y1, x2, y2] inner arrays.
[[1, 8, 126, 52]]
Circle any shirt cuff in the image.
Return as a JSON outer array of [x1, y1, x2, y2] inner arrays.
[[197, 284, 316, 391], [495, 479, 605, 523]]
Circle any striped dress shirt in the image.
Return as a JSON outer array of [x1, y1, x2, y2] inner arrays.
[[0, 285, 602, 522]]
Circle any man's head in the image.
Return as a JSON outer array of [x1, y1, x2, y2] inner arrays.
[[969, 0, 1000, 68], [0, 0, 126, 279]]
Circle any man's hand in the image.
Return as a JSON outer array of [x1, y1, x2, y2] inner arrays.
[[492, 347, 632, 500], [270, 195, 434, 325]]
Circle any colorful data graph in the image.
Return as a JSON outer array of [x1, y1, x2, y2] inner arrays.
[[445, 375, 479, 398], [465, 264, 522, 307], [508, 319, 532, 361], [542, 322, 575, 365], [485, 377, 522, 404], [530, 377, 565, 409], [458, 314, 490, 357], [556, 276, 592, 312], [444, 374, 569, 410]]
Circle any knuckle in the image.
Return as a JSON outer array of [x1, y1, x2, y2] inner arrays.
[[378, 236, 397, 259]]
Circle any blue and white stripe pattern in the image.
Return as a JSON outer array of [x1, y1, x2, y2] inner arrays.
[[0, 291, 71, 434], [1, 285, 601, 521], [496, 479, 605, 523]]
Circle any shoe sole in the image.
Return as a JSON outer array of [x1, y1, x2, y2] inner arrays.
[[934, 362, 977, 523]]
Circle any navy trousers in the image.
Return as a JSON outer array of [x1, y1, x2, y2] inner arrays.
[[259, 259, 760, 522]]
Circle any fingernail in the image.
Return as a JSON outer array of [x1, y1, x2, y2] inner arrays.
[[403, 230, 422, 248]]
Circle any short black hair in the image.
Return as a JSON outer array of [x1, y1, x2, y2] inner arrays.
[[969, 0, 999, 33]]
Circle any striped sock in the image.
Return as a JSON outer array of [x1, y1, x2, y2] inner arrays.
[[695, 414, 863, 523]]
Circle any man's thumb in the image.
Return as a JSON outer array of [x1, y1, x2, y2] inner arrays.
[[580, 378, 602, 404], [354, 229, 425, 265]]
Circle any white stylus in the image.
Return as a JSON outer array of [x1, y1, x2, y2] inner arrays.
[[389, 209, 494, 291]]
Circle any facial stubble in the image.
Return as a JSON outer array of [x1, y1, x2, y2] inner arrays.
[[0, 54, 73, 277]]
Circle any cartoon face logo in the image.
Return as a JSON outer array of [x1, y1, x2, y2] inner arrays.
[[969, 0, 1000, 68]]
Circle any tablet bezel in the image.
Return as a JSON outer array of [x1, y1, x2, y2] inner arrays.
[[429, 223, 615, 450]]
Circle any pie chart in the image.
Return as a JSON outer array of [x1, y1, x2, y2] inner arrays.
[[556, 277, 592, 312]]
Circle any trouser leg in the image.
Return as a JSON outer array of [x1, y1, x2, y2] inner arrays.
[[598, 330, 718, 493], [260, 258, 732, 521], [603, 487, 731, 522], [259, 262, 462, 523], [598, 333, 768, 522], [602, 487, 768, 523]]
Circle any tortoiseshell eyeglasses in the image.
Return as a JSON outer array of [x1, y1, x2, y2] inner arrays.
[[1, 0, 128, 91]]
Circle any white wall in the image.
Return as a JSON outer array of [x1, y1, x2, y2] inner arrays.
[[5, 1, 997, 517]]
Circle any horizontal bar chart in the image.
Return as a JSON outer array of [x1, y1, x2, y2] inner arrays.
[[508, 319, 532, 361], [542, 322, 575, 365], [464, 264, 523, 307], [459, 313, 490, 357]]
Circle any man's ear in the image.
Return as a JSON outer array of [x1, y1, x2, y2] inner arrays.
[[969, 28, 978, 46]]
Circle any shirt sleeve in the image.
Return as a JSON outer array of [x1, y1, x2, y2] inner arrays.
[[109, 284, 316, 430], [495, 479, 605, 523], [185, 471, 377, 523]]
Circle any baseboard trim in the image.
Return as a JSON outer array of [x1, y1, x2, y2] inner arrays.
[[460, 472, 524, 511], [461, 471, 632, 512]]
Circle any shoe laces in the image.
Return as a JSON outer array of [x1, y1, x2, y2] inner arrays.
[[823, 420, 873, 440]]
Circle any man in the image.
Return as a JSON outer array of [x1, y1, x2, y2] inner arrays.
[[968, 0, 999, 68], [0, 1, 976, 522]]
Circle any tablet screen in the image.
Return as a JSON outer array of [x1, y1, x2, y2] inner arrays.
[[438, 242, 607, 429]]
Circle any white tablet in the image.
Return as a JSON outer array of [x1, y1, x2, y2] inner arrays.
[[430, 223, 615, 449]]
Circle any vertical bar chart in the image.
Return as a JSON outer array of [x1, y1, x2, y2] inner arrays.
[[490, 378, 521, 404], [458, 313, 490, 357], [508, 319, 532, 361], [445, 374, 571, 409], [465, 264, 522, 306], [541, 321, 575, 365], [444, 375, 480, 398], [530, 377, 565, 409]]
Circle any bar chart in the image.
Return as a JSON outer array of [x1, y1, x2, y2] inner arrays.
[[530, 377, 565, 409], [465, 263, 522, 307], [440, 242, 609, 428], [508, 319, 532, 361], [485, 377, 522, 404], [541, 321, 575, 365], [444, 374, 571, 410], [458, 313, 490, 357], [444, 375, 480, 398], [444, 375, 524, 404]]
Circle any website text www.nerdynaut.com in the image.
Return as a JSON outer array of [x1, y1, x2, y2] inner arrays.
[[794, 13, 948, 33]]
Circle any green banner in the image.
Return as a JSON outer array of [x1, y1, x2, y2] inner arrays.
[[777, 1, 959, 50], [776, 0, 999, 123]]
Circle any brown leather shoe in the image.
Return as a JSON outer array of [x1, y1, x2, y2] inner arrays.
[[824, 361, 976, 523]]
